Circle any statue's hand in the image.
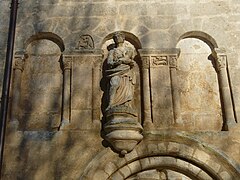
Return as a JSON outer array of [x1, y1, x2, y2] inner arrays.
[[120, 58, 134, 65]]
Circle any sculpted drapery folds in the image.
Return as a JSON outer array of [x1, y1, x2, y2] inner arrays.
[[105, 32, 137, 115]]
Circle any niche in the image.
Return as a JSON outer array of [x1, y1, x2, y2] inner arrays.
[[101, 32, 142, 124], [19, 39, 63, 130], [176, 38, 222, 131]]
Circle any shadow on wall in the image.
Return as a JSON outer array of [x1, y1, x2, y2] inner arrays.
[[16, 32, 65, 131]]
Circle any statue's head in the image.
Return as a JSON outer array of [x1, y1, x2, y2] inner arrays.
[[113, 31, 125, 44]]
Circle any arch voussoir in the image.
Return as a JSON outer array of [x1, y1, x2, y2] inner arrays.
[[82, 137, 239, 180]]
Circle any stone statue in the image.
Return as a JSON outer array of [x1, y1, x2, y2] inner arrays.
[[103, 32, 143, 155], [105, 31, 136, 115]]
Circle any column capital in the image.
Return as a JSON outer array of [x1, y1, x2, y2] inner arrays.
[[61, 56, 72, 70], [212, 48, 227, 72], [14, 54, 27, 71], [141, 56, 150, 69], [169, 55, 178, 69]]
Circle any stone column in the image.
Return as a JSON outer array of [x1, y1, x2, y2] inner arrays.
[[92, 55, 102, 128], [60, 55, 72, 126], [10, 53, 26, 125], [139, 54, 153, 129], [169, 55, 182, 124], [212, 48, 236, 130]]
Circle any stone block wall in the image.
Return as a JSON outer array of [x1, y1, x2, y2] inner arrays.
[[0, 0, 240, 120], [0, 0, 240, 179], [0, 0, 11, 94]]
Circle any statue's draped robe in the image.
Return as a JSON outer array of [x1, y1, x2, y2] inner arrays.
[[106, 46, 136, 109]]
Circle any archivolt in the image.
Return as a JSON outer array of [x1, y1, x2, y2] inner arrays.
[[81, 134, 240, 180]]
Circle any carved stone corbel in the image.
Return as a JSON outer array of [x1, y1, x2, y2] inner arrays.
[[212, 48, 236, 130]]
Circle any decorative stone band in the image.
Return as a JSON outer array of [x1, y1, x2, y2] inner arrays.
[[151, 55, 168, 67], [139, 48, 180, 69], [61, 49, 103, 67]]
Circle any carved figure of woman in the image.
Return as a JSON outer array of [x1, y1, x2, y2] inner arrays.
[[105, 32, 136, 112]]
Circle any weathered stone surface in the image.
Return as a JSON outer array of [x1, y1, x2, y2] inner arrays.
[[139, 16, 176, 30], [190, 2, 230, 16], [150, 66, 174, 128], [1, 0, 240, 179], [177, 38, 222, 131]]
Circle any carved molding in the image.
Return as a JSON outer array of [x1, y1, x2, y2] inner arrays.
[[140, 54, 179, 69]]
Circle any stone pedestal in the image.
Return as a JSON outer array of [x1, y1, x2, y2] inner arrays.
[[104, 112, 143, 155]]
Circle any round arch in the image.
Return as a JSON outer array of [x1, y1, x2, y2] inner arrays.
[[178, 31, 218, 51], [101, 31, 142, 50], [111, 156, 216, 180], [24, 32, 65, 52], [81, 135, 240, 180]]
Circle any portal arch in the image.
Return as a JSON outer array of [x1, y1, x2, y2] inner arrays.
[[81, 135, 240, 180]]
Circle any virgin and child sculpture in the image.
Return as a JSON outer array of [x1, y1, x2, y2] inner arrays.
[[105, 32, 137, 115]]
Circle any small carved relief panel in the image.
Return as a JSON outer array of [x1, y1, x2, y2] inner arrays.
[[151, 56, 168, 67], [76, 34, 94, 50], [141, 54, 178, 68]]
